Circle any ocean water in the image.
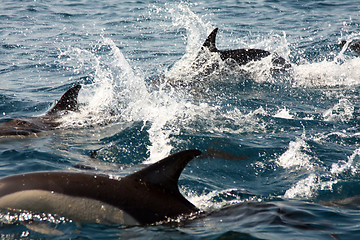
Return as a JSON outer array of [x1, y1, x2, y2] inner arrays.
[[1, 0, 360, 239]]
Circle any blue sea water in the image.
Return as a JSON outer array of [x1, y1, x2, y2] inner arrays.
[[1, 0, 360, 239]]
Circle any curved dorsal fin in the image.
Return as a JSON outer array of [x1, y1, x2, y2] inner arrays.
[[47, 85, 81, 115], [202, 28, 219, 52], [126, 149, 202, 195]]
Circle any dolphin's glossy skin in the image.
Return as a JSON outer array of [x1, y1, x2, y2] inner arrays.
[[0, 149, 202, 225], [0, 85, 81, 136]]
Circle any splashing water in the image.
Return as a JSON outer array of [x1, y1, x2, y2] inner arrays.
[[58, 33, 218, 162], [277, 136, 314, 171], [323, 98, 354, 122], [57, 3, 282, 163], [331, 148, 360, 176]]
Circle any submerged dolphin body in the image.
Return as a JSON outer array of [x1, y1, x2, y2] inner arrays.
[[0, 149, 202, 225], [0, 85, 81, 136], [197, 28, 291, 69]]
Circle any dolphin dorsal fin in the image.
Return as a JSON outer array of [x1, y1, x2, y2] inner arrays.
[[47, 85, 81, 115], [127, 149, 202, 195], [202, 28, 219, 52]]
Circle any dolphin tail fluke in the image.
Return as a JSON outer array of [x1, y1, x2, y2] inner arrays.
[[127, 149, 202, 196], [47, 85, 81, 115], [202, 28, 219, 52]]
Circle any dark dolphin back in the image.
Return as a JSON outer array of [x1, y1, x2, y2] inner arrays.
[[0, 149, 202, 224], [220, 49, 271, 65], [201, 28, 271, 65], [200, 28, 291, 69]]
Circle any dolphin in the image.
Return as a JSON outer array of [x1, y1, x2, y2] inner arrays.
[[340, 40, 360, 55], [0, 85, 81, 136], [322, 195, 360, 210], [198, 28, 291, 69], [0, 149, 202, 225]]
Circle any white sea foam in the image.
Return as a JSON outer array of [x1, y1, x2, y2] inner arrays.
[[331, 148, 360, 176], [277, 132, 338, 199], [283, 173, 337, 199], [282, 138, 360, 199], [290, 30, 360, 88], [183, 187, 257, 212], [276, 135, 314, 171], [292, 56, 360, 88], [323, 98, 354, 122], [274, 107, 294, 119]]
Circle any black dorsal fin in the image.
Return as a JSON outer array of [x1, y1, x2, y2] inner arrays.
[[126, 149, 202, 195], [47, 85, 81, 115], [202, 28, 219, 52]]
